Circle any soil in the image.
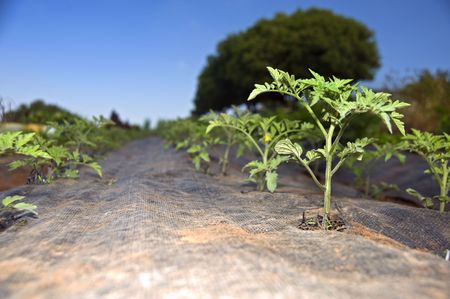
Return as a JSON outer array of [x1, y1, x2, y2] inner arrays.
[[0, 137, 449, 299], [0, 156, 30, 191]]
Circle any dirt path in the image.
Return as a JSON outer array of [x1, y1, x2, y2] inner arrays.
[[0, 137, 449, 299]]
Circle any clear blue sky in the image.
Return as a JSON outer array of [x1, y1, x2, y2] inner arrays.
[[0, 0, 449, 124]]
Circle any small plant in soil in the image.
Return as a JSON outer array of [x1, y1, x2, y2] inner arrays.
[[1, 128, 102, 183], [207, 111, 316, 192], [202, 106, 251, 176], [299, 208, 347, 231], [248, 67, 409, 225], [1, 195, 37, 216], [170, 118, 220, 173], [0, 195, 37, 230], [400, 129, 450, 212]]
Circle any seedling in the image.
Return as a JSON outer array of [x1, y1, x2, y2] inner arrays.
[[249, 67, 409, 225], [207, 111, 315, 192], [1, 124, 103, 183], [202, 107, 252, 175], [1, 195, 37, 216], [47, 116, 113, 153], [400, 129, 449, 212], [160, 118, 220, 173]]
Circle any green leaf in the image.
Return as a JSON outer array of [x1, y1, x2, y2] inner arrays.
[[205, 121, 220, 134], [0, 131, 22, 153], [2, 195, 26, 207], [305, 149, 323, 163], [242, 160, 265, 172], [265, 171, 278, 193], [275, 139, 303, 160], [63, 168, 79, 179], [338, 138, 373, 160], [87, 162, 103, 178], [8, 159, 30, 170], [12, 202, 38, 215], [15, 133, 36, 148], [247, 84, 268, 101], [187, 144, 201, 153], [379, 112, 392, 133], [199, 151, 210, 162]]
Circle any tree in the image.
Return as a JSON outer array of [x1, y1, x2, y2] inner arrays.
[[384, 70, 450, 133], [192, 8, 380, 115], [4, 99, 80, 124]]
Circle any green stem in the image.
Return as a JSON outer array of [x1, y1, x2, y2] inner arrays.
[[323, 125, 335, 223], [423, 155, 447, 213], [217, 124, 264, 159], [440, 161, 448, 213], [221, 141, 232, 176], [330, 117, 353, 153], [331, 158, 346, 177], [423, 155, 441, 189], [257, 173, 265, 191]]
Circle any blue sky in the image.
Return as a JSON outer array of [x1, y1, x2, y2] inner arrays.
[[0, 0, 449, 124]]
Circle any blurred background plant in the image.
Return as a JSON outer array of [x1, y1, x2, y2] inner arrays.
[[3, 100, 80, 124], [383, 70, 450, 134]]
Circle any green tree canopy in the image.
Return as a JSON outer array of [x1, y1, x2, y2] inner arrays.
[[385, 70, 450, 133], [3, 99, 80, 124], [192, 8, 380, 115]]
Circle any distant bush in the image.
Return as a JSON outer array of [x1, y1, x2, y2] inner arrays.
[[384, 70, 450, 133], [3, 99, 80, 124]]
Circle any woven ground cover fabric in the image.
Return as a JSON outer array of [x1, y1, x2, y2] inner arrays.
[[0, 137, 449, 298]]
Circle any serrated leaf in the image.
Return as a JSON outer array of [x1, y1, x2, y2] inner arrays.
[[379, 112, 392, 134], [247, 84, 268, 101], [87, 162, 102, 178], [15, 133, 36, 148]]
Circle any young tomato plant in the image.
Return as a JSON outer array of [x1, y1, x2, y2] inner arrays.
[[0, 131, 53, 183], [202, 107, 252, 176], [207, 111, 315, 192], [400, 129, 450, 212], [1, 126, 102, 184], [164, 118, 220, 173], [47, 116, 113, 154], [1, 195, 37, 216], [249, 67, 409, 224]]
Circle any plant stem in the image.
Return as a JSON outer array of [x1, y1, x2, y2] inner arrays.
[[297, 159, 325, 191], [219, 124, 264, 159], [257, 173, 265, 191], [323, 125, 335, 224], [324, 157, 332, 217], [221, 142, 231, 175], [440, 161, 448, 213]]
